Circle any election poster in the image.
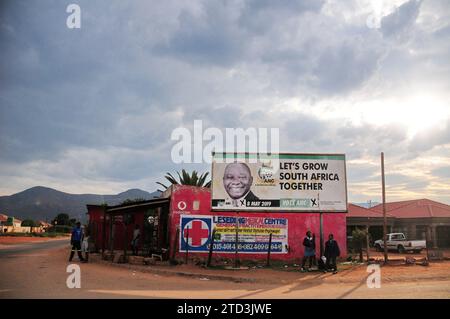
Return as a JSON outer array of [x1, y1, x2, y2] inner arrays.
[[211, 152, 347, 212]]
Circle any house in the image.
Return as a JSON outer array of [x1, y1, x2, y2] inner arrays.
[[0, 214, 8, 232], [346, 204, 396, 242], [0, 215, 40, 233], [13, 218, 22, 228], [38, 221, 51, 232], [1, 216, 24, 233], [347, 199, 450, 248]]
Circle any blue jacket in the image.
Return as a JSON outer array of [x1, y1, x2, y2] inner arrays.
[[71, 227, 83, 242]]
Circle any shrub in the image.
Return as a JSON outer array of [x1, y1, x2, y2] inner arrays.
[[48, 225, 72, 233], [352, 228, 368, 262], [21, 219, 37, 227]]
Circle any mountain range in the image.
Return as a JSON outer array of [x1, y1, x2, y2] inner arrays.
[[0, 186, 161, 223], [0, 186, 381, 223]]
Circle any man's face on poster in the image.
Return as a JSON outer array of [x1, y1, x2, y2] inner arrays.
[[223, 163, 253, 199]]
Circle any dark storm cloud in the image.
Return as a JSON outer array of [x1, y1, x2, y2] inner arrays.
[[381, 0, 422, 38], [0, 0, 182, 163], [0, 0, 448, 199], [155, 1, 245, 66], [238, 0, 325, 33]]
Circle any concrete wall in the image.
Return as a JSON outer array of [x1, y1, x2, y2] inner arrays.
[[1, 225, 45, 233], [87, 185, 348, 261], [169, 185, 347, 262]]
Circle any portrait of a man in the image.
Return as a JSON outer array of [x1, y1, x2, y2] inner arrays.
[[222, 162, 260, 207]]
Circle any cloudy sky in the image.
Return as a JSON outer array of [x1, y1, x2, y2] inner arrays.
[[0, 0, 449, 204]]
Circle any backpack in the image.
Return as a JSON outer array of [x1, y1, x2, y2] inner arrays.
[[317, 256, 326, 270]]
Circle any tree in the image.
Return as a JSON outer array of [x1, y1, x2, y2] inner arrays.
[[352, 228, 368, 263], [21, 219, 37, 227], [52, 213, 70, 226], [68, 218, 77, 227], [156, 169, 211, 191]]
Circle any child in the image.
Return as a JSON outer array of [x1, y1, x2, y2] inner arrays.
[[324, 233, 340, 274], [81, 227, 89, 263], [301, 231, 316, 272], [131, 224, 140, 256]]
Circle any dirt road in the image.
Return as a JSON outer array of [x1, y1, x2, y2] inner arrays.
[[0, 242, 449, 299]]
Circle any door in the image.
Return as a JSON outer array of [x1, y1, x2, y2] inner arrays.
[[143, 208, 159, 256], [437, 226, 450, 248]]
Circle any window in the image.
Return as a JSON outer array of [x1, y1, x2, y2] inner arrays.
[[391, 234, 404, 241]]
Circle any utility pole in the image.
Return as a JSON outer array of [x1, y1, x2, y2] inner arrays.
[[318, 193, 324, 258], [366, 225, 370, 263], [381, 152, 388, 264]]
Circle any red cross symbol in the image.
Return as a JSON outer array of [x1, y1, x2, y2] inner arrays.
[[184, 220, 210, 247]]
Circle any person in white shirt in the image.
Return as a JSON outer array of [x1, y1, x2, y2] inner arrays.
[[131, 224, 141, 256], [81, 227, 89, 263]]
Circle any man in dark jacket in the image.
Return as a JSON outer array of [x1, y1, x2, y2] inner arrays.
[[324, 233, 340, 273], [69, 222, 85, 262], [301, 231, 316, 272]]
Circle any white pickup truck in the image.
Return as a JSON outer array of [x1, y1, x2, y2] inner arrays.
[[374, 233, 426, 253]]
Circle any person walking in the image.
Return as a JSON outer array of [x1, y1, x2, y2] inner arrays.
[[324, 233, 340, 274], [69, 222, 85, 262], [301, 231, 316, 272]]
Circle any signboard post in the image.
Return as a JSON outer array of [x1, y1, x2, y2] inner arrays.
[[211, 152, 347, 212], [234, 213, 239, 268]]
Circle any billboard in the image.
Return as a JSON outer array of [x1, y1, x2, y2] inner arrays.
[[180, 214, 288, 254], [211, 153, 347, 212]]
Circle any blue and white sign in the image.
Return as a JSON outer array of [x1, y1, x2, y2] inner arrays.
[[179, 215, 288, 254], [180, 215, 212, 252]]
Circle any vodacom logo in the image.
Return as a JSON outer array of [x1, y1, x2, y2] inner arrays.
[[177, 201, 187, 210]]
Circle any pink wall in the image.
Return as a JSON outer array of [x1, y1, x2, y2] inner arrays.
[[88, 185, 347, 261], [169, 185, 347, 262]]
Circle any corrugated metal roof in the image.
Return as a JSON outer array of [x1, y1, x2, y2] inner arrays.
[[106, 197, 170, 213]]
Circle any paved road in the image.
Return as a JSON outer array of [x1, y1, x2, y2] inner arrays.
[[0, 238, 69, 257], [0, 242, 449, 299]]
